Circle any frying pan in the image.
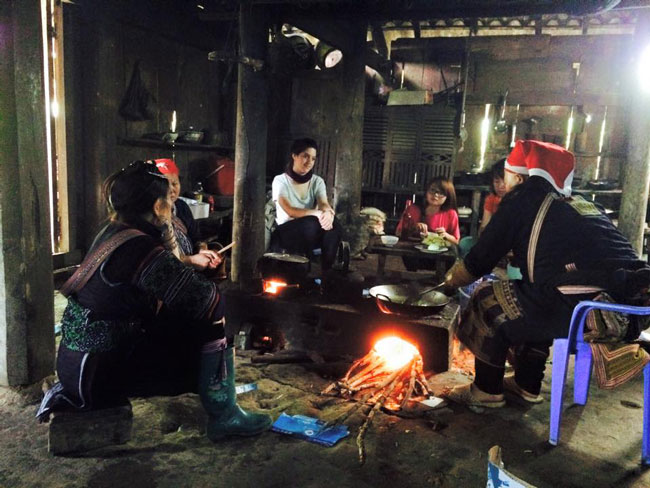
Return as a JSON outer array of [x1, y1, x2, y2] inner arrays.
[[369, 284, 450, 317]]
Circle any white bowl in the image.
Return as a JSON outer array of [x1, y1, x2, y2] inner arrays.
[[380, 235, 399, 247]]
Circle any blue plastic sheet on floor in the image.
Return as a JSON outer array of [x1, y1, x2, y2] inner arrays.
[[271, 412, 349, 447]]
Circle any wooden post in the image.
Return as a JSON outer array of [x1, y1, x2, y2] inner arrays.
[[618, 12, 650, 255], [231, 1, 268, 289], [0, 0, 55, 385], [79, 9, 120, 250], [332, 19, 366, 216]]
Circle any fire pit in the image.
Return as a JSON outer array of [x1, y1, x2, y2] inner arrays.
[[258, 253, 311, 298], [322, 336, 432, 464]]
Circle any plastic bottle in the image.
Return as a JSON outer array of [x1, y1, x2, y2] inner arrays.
[[400, 199, 414, 238], [193, 181, 204, 202]]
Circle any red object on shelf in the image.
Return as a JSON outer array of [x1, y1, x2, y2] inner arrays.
[[206, 157, 235, 196]]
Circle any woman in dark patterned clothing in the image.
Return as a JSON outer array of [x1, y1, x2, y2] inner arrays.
[[154, 158, 220, 271], [442, 140, 650, 408], [37, 160, 270, 441]]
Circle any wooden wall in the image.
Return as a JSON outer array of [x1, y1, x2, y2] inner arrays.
[[63, 1, 235, 251], [391, 34, 634, 179], [271, 69, 349, 203]]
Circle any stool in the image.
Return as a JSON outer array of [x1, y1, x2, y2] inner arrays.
[[48, 403, 133, 455]]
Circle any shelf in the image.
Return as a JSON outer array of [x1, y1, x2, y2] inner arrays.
[[573, 188, 621, 195], [120, 138, 233, 153]]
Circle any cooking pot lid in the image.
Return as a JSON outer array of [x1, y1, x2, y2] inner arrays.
[[262, 252, 310, 264]]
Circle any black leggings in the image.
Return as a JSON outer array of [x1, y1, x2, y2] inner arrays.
[[474, 342, 551, 395], [270, 216, 342, 270]]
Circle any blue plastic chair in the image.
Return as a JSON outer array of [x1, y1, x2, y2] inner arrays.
[[458, 236, 475, 259], [549, 300, 650, 465]]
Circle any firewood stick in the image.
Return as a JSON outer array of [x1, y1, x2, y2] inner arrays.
[[348, 370, 391, 389], [346, 357, 385, 386], [348, 366, 394, 388], [400, 361, 417, 409], [357, 375, 401, 465], [342, 355, 375, 383], [321, 381, 339, 395], [331, 367, 402, 426]]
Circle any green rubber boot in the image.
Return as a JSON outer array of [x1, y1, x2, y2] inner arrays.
[[199, 344, 272, 441]]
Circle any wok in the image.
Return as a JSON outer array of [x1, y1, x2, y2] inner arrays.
[[369, 284, 450, 317], [258, 253, 310, 283]]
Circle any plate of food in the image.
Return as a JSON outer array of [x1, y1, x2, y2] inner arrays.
[[417, 233, 448, 253], [422, 233, 446, 247], [415, 244, 449, 254]]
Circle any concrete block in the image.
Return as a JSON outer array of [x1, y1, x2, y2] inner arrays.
[[48, 404, 133, 455]]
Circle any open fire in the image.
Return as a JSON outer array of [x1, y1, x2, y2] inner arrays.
[[322, 336, 432, 464], [262, 279, 299, 295], [323, 336, 431, 411]]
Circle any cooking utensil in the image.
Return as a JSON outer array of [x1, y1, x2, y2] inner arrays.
[[404, 281, 446, 305], [369, 284, 450, 317], [257, 253, 311, 283]]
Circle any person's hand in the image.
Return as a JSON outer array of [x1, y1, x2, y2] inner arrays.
[[318, 209, 334, 231], [435, 227, 449, 241], [441, 274, 459, 297], [187, 251, 222, 271], [416, 222, 428, 237], [199, 249, 222, 269]]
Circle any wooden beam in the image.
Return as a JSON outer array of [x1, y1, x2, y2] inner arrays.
[[371, 22, 388, 59], [231, 1, 268, 290], [0, 0, 54, 385], [466, 92, 621, 107], [618, 11, 650, 254], [412, 19, 421, 38], [332, 20, 366, 216], [365, 47, 392, 82]]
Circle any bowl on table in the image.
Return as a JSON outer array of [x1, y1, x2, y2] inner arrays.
[[380, 235, 399, 247]]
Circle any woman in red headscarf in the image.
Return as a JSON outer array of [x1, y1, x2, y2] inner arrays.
[[155, 159, 221, 271], [442, 140, 650, 408]]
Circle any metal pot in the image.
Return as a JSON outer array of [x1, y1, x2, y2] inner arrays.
[[369, 284, 450, 317], [257, 253, 310, 283]]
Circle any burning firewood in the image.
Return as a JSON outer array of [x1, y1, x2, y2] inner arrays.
[[321, 336, 432, 464]]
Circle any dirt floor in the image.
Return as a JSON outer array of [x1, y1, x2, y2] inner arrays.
[[2, 254, 650, 487]]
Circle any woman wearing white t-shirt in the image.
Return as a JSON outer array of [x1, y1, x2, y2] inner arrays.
[[270, 138, 342, 270]]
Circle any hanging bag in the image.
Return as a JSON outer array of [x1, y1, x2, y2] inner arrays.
[[119, 60, 155, 121]]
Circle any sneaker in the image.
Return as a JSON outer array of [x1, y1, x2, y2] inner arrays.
[[503, 375, 543, 404]]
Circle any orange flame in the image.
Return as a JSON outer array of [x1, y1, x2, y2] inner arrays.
[[263, 280, 288, 295], [373, 336, 419, 371], [451, 337, 475, 375]]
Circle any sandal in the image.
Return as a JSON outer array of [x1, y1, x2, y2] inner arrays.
[[503, 375, 543, 404], [444, 383, 505, 408]]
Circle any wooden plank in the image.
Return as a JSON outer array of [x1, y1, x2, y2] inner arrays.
[[0, 0, 55, 385]]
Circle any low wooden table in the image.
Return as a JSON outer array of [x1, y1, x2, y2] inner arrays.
[[366, 237, 458, 279]]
